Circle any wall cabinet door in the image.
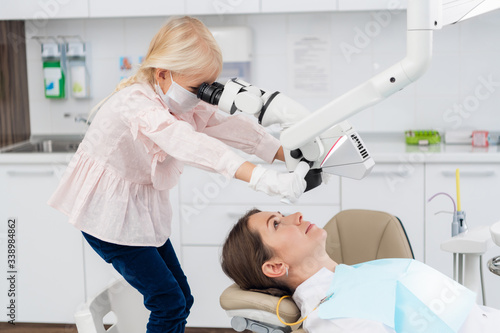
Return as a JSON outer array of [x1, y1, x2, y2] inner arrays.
[[425, 163, 500, 309], [261, 0, 336, 13], [341, 163, 425, 261], [0, 0, 89, 20], [0, 164, 85, 323], [337, 0, 407, 11], [186, 0, 259, 15], [89, 0, 184, 18]]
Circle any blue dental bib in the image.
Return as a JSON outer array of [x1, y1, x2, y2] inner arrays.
[[317, 259, 476, 333]]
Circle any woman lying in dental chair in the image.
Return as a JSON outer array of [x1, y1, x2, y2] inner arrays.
[[221, 209, 500, 333]]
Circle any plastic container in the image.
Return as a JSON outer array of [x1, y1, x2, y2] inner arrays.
[[405, 130, 441, 145]]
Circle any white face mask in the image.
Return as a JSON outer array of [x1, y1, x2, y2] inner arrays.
[[156, 72, 199, 114]]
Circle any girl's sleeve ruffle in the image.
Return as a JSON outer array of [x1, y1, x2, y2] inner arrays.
[[128, 109, 173, 186]]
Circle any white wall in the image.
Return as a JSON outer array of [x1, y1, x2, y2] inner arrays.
[[25, 10, 500, 135]]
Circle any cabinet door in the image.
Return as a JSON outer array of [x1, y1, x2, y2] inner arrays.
[[338, 0, 407, 11], [89, 0, 184, 18], [182, 245, 233, 327], [0, 164, 85, 323], [186, 0, 259, 15], [261, 0, 336, 13], [0, 0, 89, 20], [341, 163, 425, 261], [425, 163, 500, 309]]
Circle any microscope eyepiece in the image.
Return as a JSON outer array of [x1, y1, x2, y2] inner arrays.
[[197, 82, 224, 105]]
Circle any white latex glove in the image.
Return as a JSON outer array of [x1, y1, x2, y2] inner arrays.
[[321, 171, 334, 185], [249, 162, 310, 203]]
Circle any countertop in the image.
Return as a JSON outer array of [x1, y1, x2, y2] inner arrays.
[[1, 132, 500, 165], [359, 132, 500, 164]]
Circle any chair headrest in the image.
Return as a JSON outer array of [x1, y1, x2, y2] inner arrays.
[[220, 283, 301, 323]]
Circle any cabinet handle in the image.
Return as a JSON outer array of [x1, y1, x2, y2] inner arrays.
[[441, 170, 495, 177], [369, 170, 410, 177], [7, 170, 55, 177]]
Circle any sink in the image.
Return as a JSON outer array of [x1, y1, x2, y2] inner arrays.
[[0, 136, 82, 153]]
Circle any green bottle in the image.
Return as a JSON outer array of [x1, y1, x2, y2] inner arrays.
[[43, 60, 65, 99]]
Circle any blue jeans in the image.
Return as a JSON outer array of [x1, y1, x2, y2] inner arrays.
[[82, 232, 194, 333]]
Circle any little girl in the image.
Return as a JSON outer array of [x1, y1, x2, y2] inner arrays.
[[48, 16, 306, 333]]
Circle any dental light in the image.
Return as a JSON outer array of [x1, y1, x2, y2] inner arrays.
[[198, 0, 500, 191]]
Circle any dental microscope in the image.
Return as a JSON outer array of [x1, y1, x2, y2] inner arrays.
[[197, 78, 375, 191]]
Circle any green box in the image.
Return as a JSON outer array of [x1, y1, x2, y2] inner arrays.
[[405, 130, 441, 145]]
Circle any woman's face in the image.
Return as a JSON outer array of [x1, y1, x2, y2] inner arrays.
[[248, 211, 327, 267]]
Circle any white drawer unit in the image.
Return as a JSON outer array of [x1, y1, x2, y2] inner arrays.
[[0, 164, 85, 323]]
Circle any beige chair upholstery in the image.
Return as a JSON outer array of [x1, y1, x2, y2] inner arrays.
[[219, 209, 414, 332], [324, 209, 414, 265]]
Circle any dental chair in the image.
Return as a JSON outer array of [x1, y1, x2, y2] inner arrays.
[[219, 209, 414, 333]]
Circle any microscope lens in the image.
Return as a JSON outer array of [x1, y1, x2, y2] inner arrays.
[[197, 82, 224, 105]]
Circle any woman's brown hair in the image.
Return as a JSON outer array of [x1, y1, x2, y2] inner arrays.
[[221, 208, 292, 296]]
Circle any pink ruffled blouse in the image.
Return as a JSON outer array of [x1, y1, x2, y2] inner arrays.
[[48, 83, 280, 246]]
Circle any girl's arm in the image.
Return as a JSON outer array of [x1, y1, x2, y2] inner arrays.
[[274, 146, 285, 162], [234, 161, 256, 182]]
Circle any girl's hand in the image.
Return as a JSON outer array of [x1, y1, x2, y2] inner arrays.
[[248, 162, 309, 202]]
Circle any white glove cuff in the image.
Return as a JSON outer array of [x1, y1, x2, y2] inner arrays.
[[248, 164, 267, 190]]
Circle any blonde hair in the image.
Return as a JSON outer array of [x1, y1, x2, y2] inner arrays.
[[90, 16, 222, 116]]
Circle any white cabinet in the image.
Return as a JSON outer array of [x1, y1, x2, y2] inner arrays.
[[0, 0, 89, 20], [88, 0, 184, 18], [182, 246, 233, 327], [261, 0, 336, 13], [180, 165, 340, 327], [186, 0, 259, 15], [0, 164, 85, 323], [425, 163, 500, 309], [337, 0, 407, 11], [341, 163, 425, 261]]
